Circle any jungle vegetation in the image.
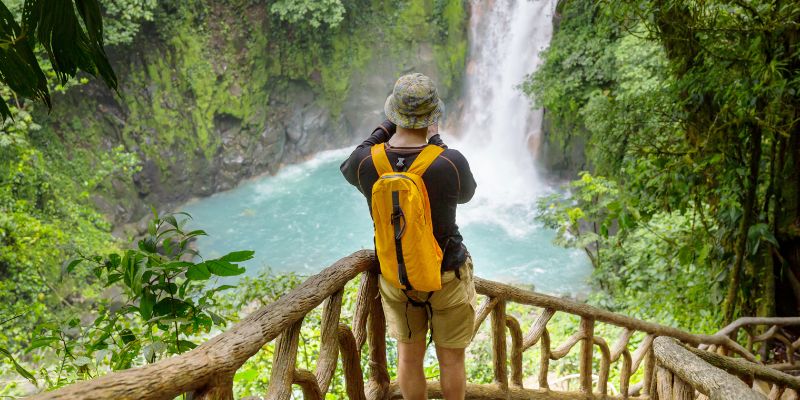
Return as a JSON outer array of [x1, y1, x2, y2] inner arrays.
[[531, 0, 799, 331], [0, 0, 798, 397]]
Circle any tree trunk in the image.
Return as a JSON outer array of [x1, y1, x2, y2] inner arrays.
[[724, 123, 763, 324]]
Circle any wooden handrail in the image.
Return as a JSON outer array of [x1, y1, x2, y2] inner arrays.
[[27, 250, 375, 400], [653, 337, 765, 400], [25, 250, 800, 400]]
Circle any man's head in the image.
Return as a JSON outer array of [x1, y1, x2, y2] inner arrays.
[[385, 73, 444, 130]]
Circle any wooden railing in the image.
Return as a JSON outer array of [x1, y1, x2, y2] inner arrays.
[[27, 251, 800, 400]]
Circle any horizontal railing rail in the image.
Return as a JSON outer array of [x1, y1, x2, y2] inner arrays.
[[25, 251, 800, 400], [652, 337, 765, 400]]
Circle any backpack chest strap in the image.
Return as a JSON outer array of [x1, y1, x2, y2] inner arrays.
[[371, 143, 444, 175]]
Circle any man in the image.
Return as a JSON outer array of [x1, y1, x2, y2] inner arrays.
[[340, 73, 477, 399]]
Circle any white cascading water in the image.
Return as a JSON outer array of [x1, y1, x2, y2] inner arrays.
[[449, 0, 557, 237]]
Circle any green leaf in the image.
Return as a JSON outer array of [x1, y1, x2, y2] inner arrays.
[[185, 229, 207, 238], [106, 272, 123, 285], [153, 298, 191, 318], [219, 250, 255, 263], [176, 339, 197, 352], [119, 328, 136, 344], [140, 291, 156, 321], [26, 336, 59, 352], [208, 311, 226, 326], [138, 236, 157, 253], [0, 346, 36, 385], [185, 263, 211, 281], [61, 258, 82, 276], [204, 260, 246, 277], [163, 215, 179, 229]]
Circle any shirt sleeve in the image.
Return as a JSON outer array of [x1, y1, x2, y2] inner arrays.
[[448, 150, 477, 204], [340, 120, 396, 189]]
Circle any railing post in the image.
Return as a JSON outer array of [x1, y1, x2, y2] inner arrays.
[[644, 343, 655, 397], [266, 319, 303, 400], [491, 299, 508, 391], [538, 329, 551, 390], [316, 290, 343, 393], [579, 317, 595, 397], [366, 272, 390, 399], [656, 364, 673, 399], [353, 271, 379, 350], [505, 316, 523, 388], [672, 373, 694, 400], [190, 381, 234, 400], [294, 369, 323, 400], [338, 324, 367, 400]]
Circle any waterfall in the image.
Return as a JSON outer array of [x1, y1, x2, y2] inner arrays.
[[447, 0, 558, 237], [182, 0, 591, 293]]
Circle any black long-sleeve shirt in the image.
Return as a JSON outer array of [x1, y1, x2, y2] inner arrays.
[[340, 121, 477, 272]]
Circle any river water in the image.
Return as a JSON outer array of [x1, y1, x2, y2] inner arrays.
[[182, 0, 591, 295]]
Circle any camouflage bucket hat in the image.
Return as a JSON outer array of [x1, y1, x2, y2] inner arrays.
[[384, 73, 445, 129]]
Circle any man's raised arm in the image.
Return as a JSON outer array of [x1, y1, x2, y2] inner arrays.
[[339, 120, 396, 190]]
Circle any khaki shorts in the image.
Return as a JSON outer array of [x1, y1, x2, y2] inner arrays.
[[379, 258, 477, 348]]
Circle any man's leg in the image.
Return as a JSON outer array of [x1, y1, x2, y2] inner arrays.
[[436, 346, 466, 399], [398, 340, 428, 400]]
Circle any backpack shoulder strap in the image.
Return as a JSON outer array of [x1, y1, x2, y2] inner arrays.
[[370, 144, 394, 175], [407, 145, 444, 176]]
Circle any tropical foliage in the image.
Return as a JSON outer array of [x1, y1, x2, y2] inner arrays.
[[0, 0, 119, 120], [530, 0, 800, 330]]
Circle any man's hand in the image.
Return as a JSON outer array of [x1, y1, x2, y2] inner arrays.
[[427, 123, 439, 140]]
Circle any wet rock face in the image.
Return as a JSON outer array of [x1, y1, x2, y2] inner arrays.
[[77, 35, 460, 232]]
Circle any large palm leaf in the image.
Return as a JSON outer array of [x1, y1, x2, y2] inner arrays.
[[0, 0, 117, 121]]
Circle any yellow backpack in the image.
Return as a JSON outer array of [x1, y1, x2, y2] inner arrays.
[[371, 143, 444, 291]]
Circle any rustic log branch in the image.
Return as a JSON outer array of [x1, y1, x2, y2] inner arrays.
[[594, 335, 611, 396], [767, 385, 785, 400], [522, 308, 555, 351], [294, 369, 323, 400], [266, 319, 303, 400], [656, 365, 674, 400], [551, 332, 585, 359], [680, 342, 800, 391], [714, 317, 800, 338], [752, 325, 780, 342], [644, 346, 655, 397], [475, 278, 766, 361], [653, 337, 765, 400], [353, 271, 379, 351], [611, 329, 634, 362], [672, 373, 694, 400], [366, 274, 390, 400], [492, 299, 508, 390], [539, 329, 551, 391], [191, 381, 234, 400], [386, 381, 648, 399], [579, 318, 595, 396], [338, 324, 367, 400], [620, 348, 632, 399], [632, 335, 655, 373], [474, 296, 498, 336], [316, 290, 343, 394], [506, 316, 523, 387]]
